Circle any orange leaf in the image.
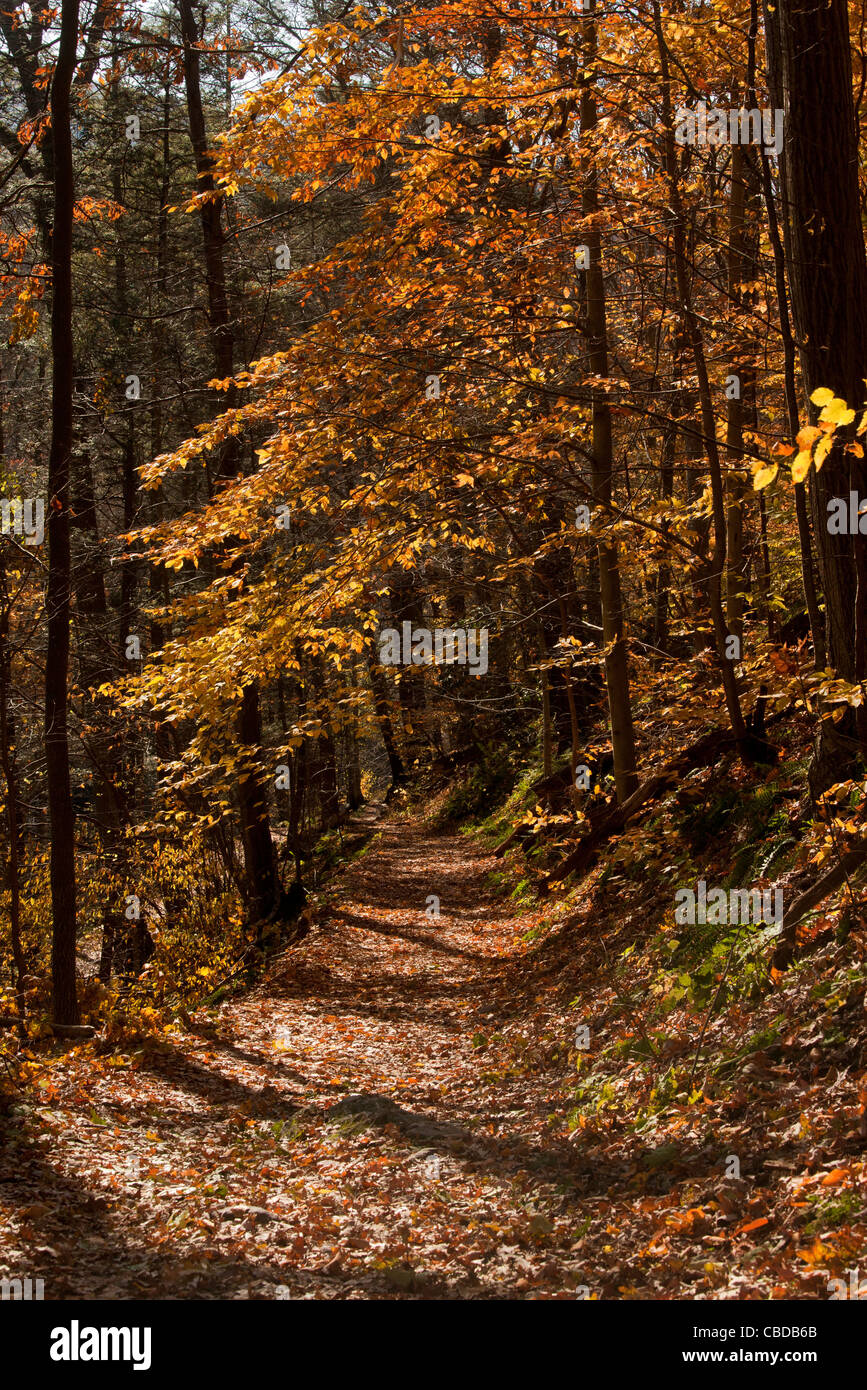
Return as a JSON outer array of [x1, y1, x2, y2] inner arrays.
[[798, 1237, 836, 1267], [736, 1216, 769, 1234], [795, 425, 821, 450], [820, 1167, 850, 1186]]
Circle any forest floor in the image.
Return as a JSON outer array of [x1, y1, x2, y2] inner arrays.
[[1, 811, 864, 1299]]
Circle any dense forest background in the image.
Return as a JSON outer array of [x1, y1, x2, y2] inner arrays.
[[2, 0, 867, 1303]]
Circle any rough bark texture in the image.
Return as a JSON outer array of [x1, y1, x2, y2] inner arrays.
[[770, 0, 867, 791], [772, 0, 867, 677], [580, 5, 638, 802], [178, 0, 280, 917], [653, 0, 749, 753], [46, 0, 81, 1027]]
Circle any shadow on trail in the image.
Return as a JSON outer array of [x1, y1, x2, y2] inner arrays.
[[324, 906, 490, 961], [0, 1113, 295, 1299], [134, 1039, 302, 1119]]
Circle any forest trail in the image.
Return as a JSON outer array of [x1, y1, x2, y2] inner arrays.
[[2, 817, 601, 1300]]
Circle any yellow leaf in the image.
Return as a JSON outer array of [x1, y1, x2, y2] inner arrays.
[[455, 473, 475, 487], [819, 398, 855, 426], [814, 435, 834, 469], [753, 463, 778, 490], [810, 387, 835, 406], [791, 451, 812, 483]]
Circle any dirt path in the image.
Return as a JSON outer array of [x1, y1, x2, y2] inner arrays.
[[0, 817, 593, 1300]]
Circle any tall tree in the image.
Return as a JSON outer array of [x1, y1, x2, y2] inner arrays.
[[580, 0, 638, 802], [45, 0, 82, 1029], [177, 0, 281, 923], [769, 0, 867, 788]]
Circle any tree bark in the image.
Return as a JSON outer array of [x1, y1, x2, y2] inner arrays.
[[178, 0, 280, 916], [653, 0, 749, 751], [755, 25, 826, 666], [0, 555, 26, 1021], [724, 144, 760, 642], [580, 2, 638, 802], [773, 0, 867, 669], [367, 650, 406, 788], [46, 0, 81, 1027], [770, 0, 867, 783]]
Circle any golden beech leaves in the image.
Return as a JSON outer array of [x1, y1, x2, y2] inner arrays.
[[818, 398, 856, 427], [753, 463, 778, 491], [814, 435, 834, 469], [111, 0, 867, 846], [761, 388, 866, 488]]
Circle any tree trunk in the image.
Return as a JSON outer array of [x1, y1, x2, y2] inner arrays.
[[755, 27, 826, 666], [770, 0, 867, 783], [724, 144, 760, 642], [580, 2, 638, 802], [388, 568, 429, 767], [178, 0, 280, 913], [0, 555, 26, 1022], [653, 0, 749, 752], [46, 0, 81, 1027], [177, 0, 235, 391], [238, 683, 278, 922], [345, 662, 364, 810], [367, 650, 406, 788]]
